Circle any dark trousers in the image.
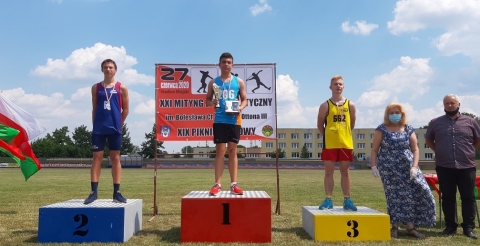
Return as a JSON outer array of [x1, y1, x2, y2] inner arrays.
[[436, 166, 476, 229]]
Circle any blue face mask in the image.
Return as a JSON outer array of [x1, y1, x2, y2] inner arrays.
[[389, 114, 402, 124]]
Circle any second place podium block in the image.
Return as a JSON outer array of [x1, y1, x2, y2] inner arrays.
[[181, 190, 271, 243], [38, 199, 142, 243]]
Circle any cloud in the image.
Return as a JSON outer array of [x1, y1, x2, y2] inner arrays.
[[387, 0, 480, 59], [250, 0, 272, 16], [31, 42, 154, 85], [274, 74, 318, 127], [276, 74, 298, 102], [134, 99, 155, 115], [357, 56, 433, 107], [49, 0, 62, 3], [341, 21, 379, 36]]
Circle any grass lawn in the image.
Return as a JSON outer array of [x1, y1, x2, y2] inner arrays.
[[0, 168, 478, 245]]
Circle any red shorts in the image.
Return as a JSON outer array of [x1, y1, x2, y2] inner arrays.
[[321, 149, 353, 162]]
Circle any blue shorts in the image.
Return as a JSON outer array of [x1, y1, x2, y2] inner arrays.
[[92, 133, 122, 152]]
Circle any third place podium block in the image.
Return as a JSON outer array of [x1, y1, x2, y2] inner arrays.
[[181, 191, 271, 243], [302, 206, 390, 241]]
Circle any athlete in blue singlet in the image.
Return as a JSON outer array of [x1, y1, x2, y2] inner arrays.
[[206, 52, 247, 196], [84, 59, 130, 205]]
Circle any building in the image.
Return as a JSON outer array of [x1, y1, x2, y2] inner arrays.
[[261, 128, 434, 161]]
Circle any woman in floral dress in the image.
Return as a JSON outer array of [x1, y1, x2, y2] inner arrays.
[[370, 103, 436, 239]]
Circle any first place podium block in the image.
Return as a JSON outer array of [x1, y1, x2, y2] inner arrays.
[[302, 206, 390, 241], [181, 191, 271, 243], [38, 199, 142, 243]]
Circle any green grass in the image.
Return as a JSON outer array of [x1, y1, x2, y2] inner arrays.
[[0, 168, 478, 245]]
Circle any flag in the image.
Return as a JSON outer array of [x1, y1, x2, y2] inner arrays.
[[0, 93, 46, 180]]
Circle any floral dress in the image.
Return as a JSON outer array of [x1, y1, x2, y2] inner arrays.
[[376, 124, 436, 227]]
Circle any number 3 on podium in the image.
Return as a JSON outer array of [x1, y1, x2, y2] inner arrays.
[[347, 220, 359, 238]]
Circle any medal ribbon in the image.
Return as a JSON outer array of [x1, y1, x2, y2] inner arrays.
[[103, 82, 115, 105]]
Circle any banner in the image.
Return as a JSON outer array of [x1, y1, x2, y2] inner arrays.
[[155, 64, 276, 141]]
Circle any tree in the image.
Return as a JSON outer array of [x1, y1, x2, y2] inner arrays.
[[139, 123, 165, 158], [121, 123, 135, 155], [269, 148, 286, 158], [72, 125, 92, 158], [131, 145, 141, 155], [300, 143, 311, 158], [31, 137, 57, 158], [419, 125, 428, 129], [208, 150, 217, 159], [181, 145, 194, 158], [47, 127, 74, 157]]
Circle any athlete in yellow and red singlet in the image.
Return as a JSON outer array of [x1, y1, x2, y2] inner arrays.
[[316, 75, 357, 211]]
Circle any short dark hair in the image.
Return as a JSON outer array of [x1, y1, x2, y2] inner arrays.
[[101, 59, 117, 70], [219, 52, 233, 63]]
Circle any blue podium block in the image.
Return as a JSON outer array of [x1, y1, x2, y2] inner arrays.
[[38, 199, 142, 243]]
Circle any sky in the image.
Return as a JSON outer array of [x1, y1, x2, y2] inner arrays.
[[1, 0, 480, 153]]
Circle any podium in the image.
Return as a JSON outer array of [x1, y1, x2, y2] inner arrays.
[[38, 199, 142, 243], [181, 191, 271, 243], [302, 206, 390, 241]]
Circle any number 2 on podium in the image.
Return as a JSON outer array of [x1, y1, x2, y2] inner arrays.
[[222, 203, 231, 225]]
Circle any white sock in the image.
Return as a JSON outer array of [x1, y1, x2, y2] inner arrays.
[[231, 182, 237, 187]]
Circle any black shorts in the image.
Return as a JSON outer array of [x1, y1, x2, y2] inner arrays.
[[213, 123, 241, 144]]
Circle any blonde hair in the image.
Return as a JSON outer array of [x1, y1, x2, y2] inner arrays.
[[383, 103, 408, 126], [330, 75, 343, 84]]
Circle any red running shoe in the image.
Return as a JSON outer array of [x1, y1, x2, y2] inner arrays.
[[209, 184, 221, 196], [230, 184, 243, 195]]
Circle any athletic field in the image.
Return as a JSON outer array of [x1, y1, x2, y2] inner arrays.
[[0, 168, 478, 245]]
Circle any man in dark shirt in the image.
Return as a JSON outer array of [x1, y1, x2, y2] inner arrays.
[[425, 94, 480, 239]]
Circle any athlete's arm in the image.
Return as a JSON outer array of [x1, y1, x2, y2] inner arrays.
[[120, 83, 129, 124], [316, 102, 328, 136], [205, 79, 216, 107], [237, 78, 248, 112], [91, 84, 97, 124], [349, 101, 356, 130]]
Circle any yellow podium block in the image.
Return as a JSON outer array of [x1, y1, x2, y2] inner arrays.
[[302, 206, 390, 241]]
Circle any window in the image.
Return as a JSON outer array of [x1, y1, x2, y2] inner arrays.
[[291, 133, 299, 139], [291, 152, 299, 158], [246, 153, 260, 158], [308, 153, 313, 158], [265, 142, 273, 148], [317, 134, 323, 139], [278, 133, 286, 139], [318, 143, 324, 149], [318, 152, 322, 158], [304, 133, 312, 139], [292, 143, 299, 148], [357, 143, 365, 149], [357, 134, 365, 140], [424, 143, 430, 149], [199, 151, 204, 158], [305, 143, 312, 148], [370, 133, 374, 139], [370, 143, 373, 148], [425, 153, 433, 159], [357, 153, 366, 160], [278, 142, 286, 149]]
